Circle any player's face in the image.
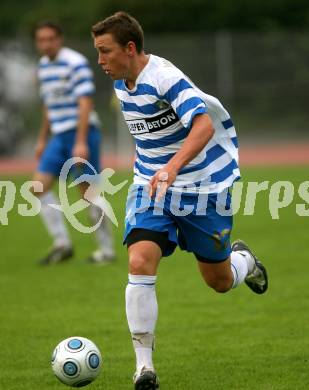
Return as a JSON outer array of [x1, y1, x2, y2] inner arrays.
[[94, 33, 132, 80], [35, 27, 62, 59]]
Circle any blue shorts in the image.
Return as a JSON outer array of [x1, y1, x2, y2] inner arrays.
[[124, 185, 233, 262], [38, 126, 102, 177]]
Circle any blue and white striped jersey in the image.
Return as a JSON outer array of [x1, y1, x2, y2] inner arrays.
[[114, 54, 240, 194], [38, 47, 100, 134]]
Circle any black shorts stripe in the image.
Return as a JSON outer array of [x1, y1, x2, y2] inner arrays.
[[126, 228, 170, 255], [195, 253, 229, 263]]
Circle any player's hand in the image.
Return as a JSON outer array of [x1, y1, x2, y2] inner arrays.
[[73, 142, 89, 163], [149, 165, 178, 201], [35, 139, 47, 160]]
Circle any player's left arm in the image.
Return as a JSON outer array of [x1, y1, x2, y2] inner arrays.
[[73, 95, 94, 160], [149, 113, 214, 198], [72, 60, 96, 161]]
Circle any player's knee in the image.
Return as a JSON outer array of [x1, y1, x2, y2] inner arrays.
[[206, 277, 233, 293], [129, 253, 151, 275]]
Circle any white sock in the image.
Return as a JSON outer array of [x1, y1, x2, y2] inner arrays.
[[126, 274, 158, 370], [236, 249, 255, 274], [230, 251, 250, 288], [89, 204, 115, 257], [40, 191, 71, 248]]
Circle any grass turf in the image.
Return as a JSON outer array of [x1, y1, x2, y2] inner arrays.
[[0, 167, 309, 389]]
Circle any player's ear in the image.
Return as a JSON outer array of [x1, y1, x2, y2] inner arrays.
[[126, 41, 136, 56]]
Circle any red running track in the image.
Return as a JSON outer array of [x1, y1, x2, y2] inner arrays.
[[0, 144, 309, 175]]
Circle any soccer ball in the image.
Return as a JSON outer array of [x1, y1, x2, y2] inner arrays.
[[51, 336, 102, 387]]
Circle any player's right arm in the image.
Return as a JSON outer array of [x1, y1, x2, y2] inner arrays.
[[149, 64, 210, 198], [35, 105, 50, 160]]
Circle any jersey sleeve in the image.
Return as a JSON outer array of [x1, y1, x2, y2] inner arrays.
[[37, 64, 46, 101], [158, 69, 207, 129], [71, 62, 95, 98]]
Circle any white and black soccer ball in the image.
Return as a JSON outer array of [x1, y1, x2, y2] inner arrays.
[[51, 336, 102, 387]]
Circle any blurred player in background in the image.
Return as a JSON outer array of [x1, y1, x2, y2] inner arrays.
[[32, 21, 115, 265], [92, 12, 268, 390]]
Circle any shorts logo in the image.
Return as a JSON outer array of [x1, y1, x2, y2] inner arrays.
[[127, 107, 179, 135], [211, 229, 231, 251]]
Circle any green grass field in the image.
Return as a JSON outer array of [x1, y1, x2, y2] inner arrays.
[[1, 167, 309, 390]]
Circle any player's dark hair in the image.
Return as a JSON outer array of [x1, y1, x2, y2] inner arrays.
[[33, 21, 63, 38], [92, 11, 144, 53]]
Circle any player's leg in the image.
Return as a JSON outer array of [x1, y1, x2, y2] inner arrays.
[[124, 185, 177, 389], [177, 191, 267, 293], [196, 253, 252, 292], [126, 231, 165, 390], [32, 171, 73, 265], [32, 134, 73, 264], [75, 126, 115, 264], [78, 181, 115, 264], [197, 242, 267, 294], [197, 256, 234, 292]]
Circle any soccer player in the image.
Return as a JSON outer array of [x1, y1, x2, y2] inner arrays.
[[32, 21, 115, 265], [92, 12, 268, 389]]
